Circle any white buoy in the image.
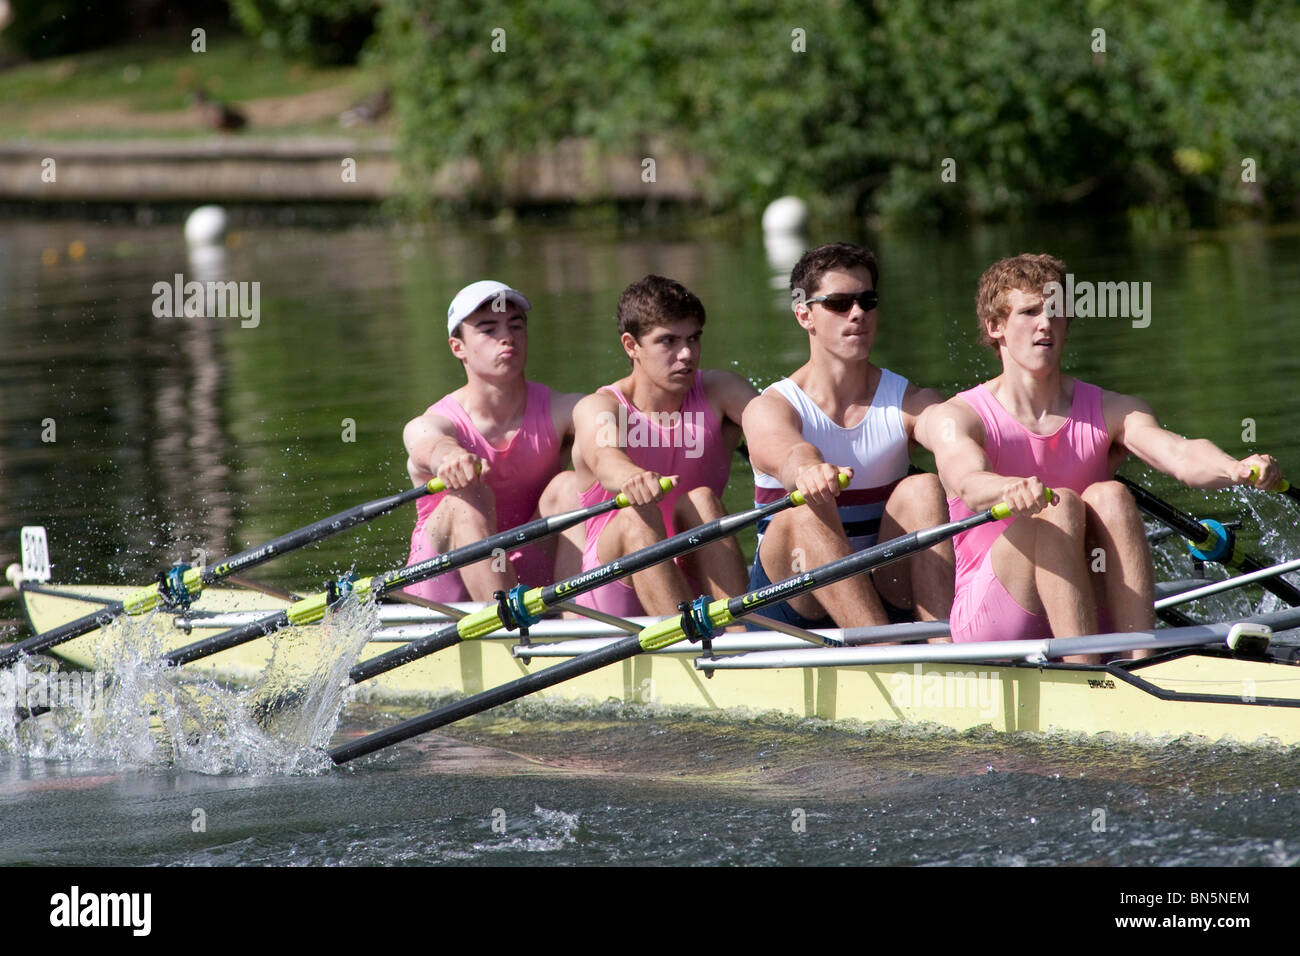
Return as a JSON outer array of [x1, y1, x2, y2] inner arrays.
[[184, 205, 228, 248], [6, 563, 22, 587], [762, 196, 808, 235]]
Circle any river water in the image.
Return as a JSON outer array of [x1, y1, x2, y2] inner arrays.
[[2, 213, 1299, 876]]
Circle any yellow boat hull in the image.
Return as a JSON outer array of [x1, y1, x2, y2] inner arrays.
[[15, 584, 1300, 746]]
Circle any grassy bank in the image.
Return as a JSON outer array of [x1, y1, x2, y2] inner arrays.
[[0, 31, 385, 141]]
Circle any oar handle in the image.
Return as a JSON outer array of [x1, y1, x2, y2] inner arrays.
[[345, 476, 833, 686], [613, 476, 676, 508], [329, 492, 1027, 764], [789, 472, 852, 507], [1248, 465, 1297, 498]]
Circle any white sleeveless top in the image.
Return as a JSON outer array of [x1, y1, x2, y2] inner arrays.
[[753, 370, 911, 550]]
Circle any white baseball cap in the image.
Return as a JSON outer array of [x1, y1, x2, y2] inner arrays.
[[446, 280, 531, 336]]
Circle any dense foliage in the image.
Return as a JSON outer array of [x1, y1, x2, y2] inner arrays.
[[374, 0, 1300, 225], [228, 0, 377, 64]]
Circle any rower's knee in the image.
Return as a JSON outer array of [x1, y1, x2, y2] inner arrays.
[[1039, 487, 1086, 536], [539, 471, 581, 515], [675, 485, 726, 525], [888, 472, 947, 522], [1082, 480, 1138, 521]]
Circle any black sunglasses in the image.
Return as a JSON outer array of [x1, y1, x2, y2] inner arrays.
[[806, 290, 879, 313]]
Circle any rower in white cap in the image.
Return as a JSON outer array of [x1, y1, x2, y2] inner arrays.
[[402, 280, 584, 602]]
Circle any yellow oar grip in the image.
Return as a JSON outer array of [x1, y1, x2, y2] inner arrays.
[[989, 487, 1053, 521], [789, 472, 851, 507], [1248, 465, 1290, 493], [613, 476, 677, 508]]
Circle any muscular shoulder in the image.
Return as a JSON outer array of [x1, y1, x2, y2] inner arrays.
[[403, 407, 458, 448], [900, 382, 946, 425], [921, 393, 986, 449], [701, 368, 759, 423], [548, 389, 585, 439], [742, 385, 800, 429], [1100, 387, 1155, 439], [573, 389, 620, 424]]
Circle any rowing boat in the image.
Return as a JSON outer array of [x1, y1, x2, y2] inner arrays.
[[13, 580, 1300, 747]]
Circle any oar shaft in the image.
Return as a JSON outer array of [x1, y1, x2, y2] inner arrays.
[[1154, 556, 1300, 610], [1117, 476, 1300, 605], [163, 496, 632, 668], [203, 484, 431, 582], [331, 498, 1010, 764], [1, 481, 441, 667], [345, 491, 816, 687], [331, 636, 643, 763], [163, 611, 289, 667]]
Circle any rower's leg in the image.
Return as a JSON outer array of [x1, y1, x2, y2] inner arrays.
[[1083, 480, 1155, 656], [673, 487, 748, 598], [595, 502, 693, 616], [425, 485, 518, 601], [538, 472, 584, 584], [990, 488, 1096, 654], [758, 501, 890, 627], [874, 473, 954, 622]]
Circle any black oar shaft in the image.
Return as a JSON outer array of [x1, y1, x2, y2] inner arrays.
[[204, 484, 429, 581], [162, 500, 624, 668], [164, 612, 290, 667], [1117, 476, 1300, 605], [1, 482, 437, 667], [330, 636, 642, 763], [345, 496, 802, 687], [330, 502, 1006, 764]]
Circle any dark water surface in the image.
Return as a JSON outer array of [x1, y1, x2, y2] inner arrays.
[[3, 215, 1300, 867]]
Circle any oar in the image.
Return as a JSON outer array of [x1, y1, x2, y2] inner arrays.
[[340, 474, 850, 688], [328, 492, 1022, 764], [1154, 556, 1300, 612], [1116, 475, 1300, 605], [697, 607, 1300, 671], [160, 480, 675, 668], [1249, 464, 1300, 507], [1, 479, 448, 666]]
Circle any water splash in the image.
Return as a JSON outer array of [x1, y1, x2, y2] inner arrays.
[[0, 598, 376, 774]]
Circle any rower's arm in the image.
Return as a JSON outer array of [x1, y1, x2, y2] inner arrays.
[[926, 398, 1051, 517], [741, 391, 847, 506], [572, 392, 670, 505], [403, 411, 479, 489], [703, 369, 760, 428], [900, 383, 947, 448], [1106, 391, 1280, 490], [551, 390, 585, 450]]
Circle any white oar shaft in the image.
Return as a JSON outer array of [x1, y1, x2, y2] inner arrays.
[[1154, 557, 1300, 610]]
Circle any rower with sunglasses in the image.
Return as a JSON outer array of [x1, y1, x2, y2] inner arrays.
[[741, 242, 953, 630]]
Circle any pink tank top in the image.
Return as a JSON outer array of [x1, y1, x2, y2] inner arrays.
[[948, 380, 1112, 590], [413, 382, 563, 534], [579, 372, 731, 544]]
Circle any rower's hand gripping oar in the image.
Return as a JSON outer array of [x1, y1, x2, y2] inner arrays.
[[0, 477, 450, 667], [1116, 474, 1300, 606], [161, 479, 677, 668], [1248, 464, 1300, 507], [328, 491, 1027, 764], [342, 474, 852, 687]]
